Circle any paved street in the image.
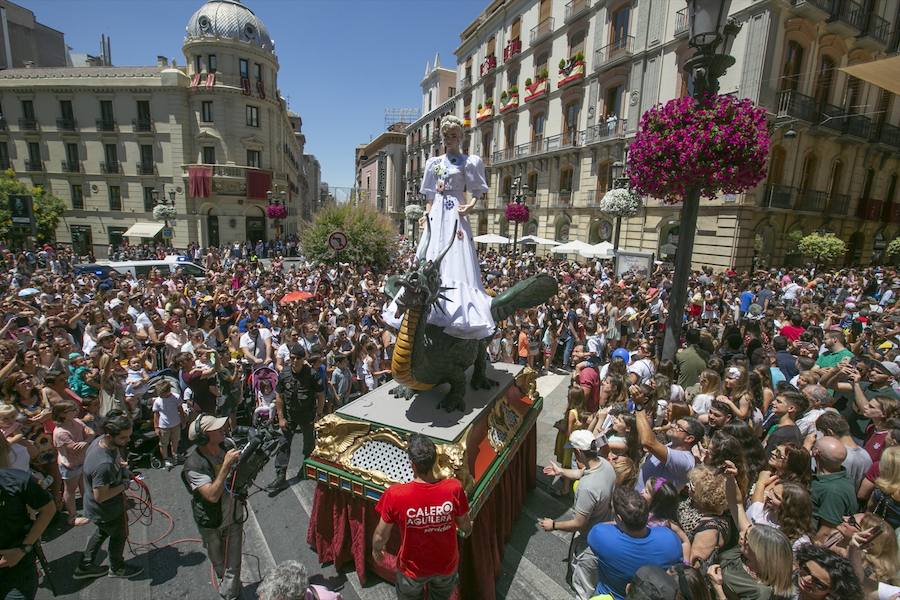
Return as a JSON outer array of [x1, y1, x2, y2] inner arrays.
[[35, 373, 577, 600]]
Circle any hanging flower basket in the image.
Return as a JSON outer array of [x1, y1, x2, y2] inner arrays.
[[267, 204, 287, 219], [404, 204, 424, 221], [505, 202, 529, 223], [152, 205, 177, 221], [599, 188, 642, 218], [628, 94, 770, 203]]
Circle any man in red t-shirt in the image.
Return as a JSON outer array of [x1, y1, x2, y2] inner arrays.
[[373, 434, 472, 600]]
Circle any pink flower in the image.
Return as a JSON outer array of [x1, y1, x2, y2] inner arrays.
[[267, 204, 288, 219], [505, 203, 530, 223], [436, 180, 446, 193]]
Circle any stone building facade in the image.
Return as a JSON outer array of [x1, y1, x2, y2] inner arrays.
[[0, 0, 314, 257], [451, 0, 900, 269]]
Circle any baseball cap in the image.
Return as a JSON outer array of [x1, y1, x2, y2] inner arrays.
[[565, 430, 608, 451], [612, 348, 630, 363], [188, 414, 229, 441], [109, 298, 123, 309], [880, 361, 900, 377], [626, 565, 678, 600]]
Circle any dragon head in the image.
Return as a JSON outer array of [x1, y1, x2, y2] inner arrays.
[[390, 219, 457, 319]]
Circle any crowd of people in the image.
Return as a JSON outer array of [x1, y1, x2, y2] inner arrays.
[[3, 236, 900, 599]]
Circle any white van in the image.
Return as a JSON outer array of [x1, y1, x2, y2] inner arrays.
[[100, 256, 207, 281]]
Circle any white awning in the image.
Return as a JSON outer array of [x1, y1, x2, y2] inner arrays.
[[473, 233, 511, 244], [123, 222, 164, 238]]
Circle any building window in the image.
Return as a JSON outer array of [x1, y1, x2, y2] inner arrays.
[[207, 54, 217, 73], [597, 160, 612, 193], [100, 100, 114, 123], [71, 184, 84, 210], [104, 143, 118, 167], [781, 41, 805, 92], [531, 112, 545, 149], [448, 87, 456, 97], [527, 172, 538, 197], [563, 102, 579, 143], [239, 58, 249, 79], [254, 63, 262, 81], [27, 141, 40, 164], [560, 167, 574, 192], [139, 144, 153, 172], [109, 185, 122, 211], [202, 146, 216, 164], [21, 100, 34, 120], [605, 85, 623, 118], [611, 6, 630, 44], [59, 100, 74, 122], [108, 227, 128, 250], [143, 186, 155, 212], [65, 143, 78, 168], [247, 149, 261, 168], [0, 142, 9, 169], [70, 225, 92, 256], [201, 101, 213, 123], [195, 55, 202, 74], [137, 100, 151, 122], [246, 105, 259, 127]]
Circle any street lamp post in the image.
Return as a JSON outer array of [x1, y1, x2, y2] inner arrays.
[[662, 0, 741, 362], [610, 159, 627, 253], [267, 188, 286, 242], [151, 189, 174, 247], [511, 174, 529, 256]]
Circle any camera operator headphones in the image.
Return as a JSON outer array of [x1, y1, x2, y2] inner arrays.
[[193, 413, 209, 446]]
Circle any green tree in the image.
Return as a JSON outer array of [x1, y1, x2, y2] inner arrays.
[[300, 202, 397, 268], [0, 169, 66, 244], [797, 232, 847, 266], [887, 237, 900, 257]]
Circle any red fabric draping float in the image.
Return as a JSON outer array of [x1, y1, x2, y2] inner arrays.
[[246, 169, 272, 200], [188, 166, 212, 198], [306, 425, 537, 600]]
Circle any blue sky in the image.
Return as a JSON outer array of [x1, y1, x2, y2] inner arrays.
[[26, 0, 484, 187]]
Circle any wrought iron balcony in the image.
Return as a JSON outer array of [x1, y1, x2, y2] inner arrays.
[[827, 193, 850, 215], [491, 131, 581, 165], [96, 119, 117, 132], [761, 184, 795, 209], [19, 118, 38, 131], [796, 189, 828, 212], [459, 75, 472, 89], [101, 161, 122, 174], [132, 118, 153, 133], [595, 36, 635, 71], [674, 8, 689, 37], [819, 103, 848, 133], [858, 197, 884, 220], [551, 191, 573, 207], [564, 0, 590, 23], [859, 13, 891, 47], [875, 123, 900, 149], [502, 39, 522, 62], [776, 89, 818, 123], [137, 163, 156, 175], [56, 118, 77, 131], [24, 159, 43, 172], [790, 0, 833, 20], [583, 118, 627, 145], [480, 55, 497, 77], [61, 160, 80, 173], [845, 114, 873, 139], [829, 0, 865, 33], [530, 17, 554, 46]]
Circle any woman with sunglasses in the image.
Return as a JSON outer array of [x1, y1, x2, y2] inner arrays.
[[706, 524, 794, 600], [794, 543, 863, 600]]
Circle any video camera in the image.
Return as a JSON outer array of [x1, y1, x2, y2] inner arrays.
[[224, 425, 279, 497]]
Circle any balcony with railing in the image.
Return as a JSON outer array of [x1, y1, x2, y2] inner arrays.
[[789, 0, 833, 20], [530, 17, 554, 46], [503, 38, 522, 62], [874, 123, 900, 149], [96, 119, 117, 132], [845, 114, 873, 140], [480, 55, 497, 78], [181, 164, 278, 197], [24, 159, 43, 172], [858, 197, 885, 220], [594, 36, 634, 71], [56, 118, 77, 131], [585, 189, 603, 206], [674, 8, 689, 37], [827, 193, 850, 215], [132, 118, 153, 133], [18, 118, 38, 131], [459, 75, 472, 89], [101, 161, 122, 174], [61, 160, 80, 173], [761, 184, 796, 209], [0, 117, 7, 131], [828, 0, 865, 35], [551, 191, 573, 208], [565, 0, 591, 23], [491, 130, 581, 165], [859, 13, 891, 48], [137, 163, 156, 175], [819, 103, 848, 133], [776, 89, 818, 122], [583, 118, 628, 145], [796, 189, 828, 212]]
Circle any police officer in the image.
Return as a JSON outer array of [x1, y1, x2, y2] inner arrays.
[[182, 414, 243, 600], [266, 344, 323, 495]]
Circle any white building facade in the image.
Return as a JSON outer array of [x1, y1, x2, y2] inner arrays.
[[0, 0, 314, 257], [455, 0, 900, 269]]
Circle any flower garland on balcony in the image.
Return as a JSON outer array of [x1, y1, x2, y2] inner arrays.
[[152, 205, 177, 221], [404, 203, 424, 221], [267, 204, 288, 220], [628, 94, 769, 203], [505, 202, 529, 223], [599, 187, 642, 218]]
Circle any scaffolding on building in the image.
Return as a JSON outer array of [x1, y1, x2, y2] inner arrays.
[[384, 108, 419, 131]]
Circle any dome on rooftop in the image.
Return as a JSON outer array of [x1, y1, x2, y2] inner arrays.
[[185, 0, 273, 53]]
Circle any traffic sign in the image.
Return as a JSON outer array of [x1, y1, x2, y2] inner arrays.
[[162, 227, 173, 239], [327, 230, 348, 252]]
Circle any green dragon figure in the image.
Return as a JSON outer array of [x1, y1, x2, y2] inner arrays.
[[385, 221, 558, 412]]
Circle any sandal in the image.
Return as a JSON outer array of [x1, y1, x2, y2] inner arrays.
[[68, 516, 90, 526]]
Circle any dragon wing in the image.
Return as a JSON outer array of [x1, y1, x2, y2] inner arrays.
[[490, 274, 559, 323]]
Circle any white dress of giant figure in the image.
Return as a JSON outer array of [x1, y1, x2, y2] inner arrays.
[[384, 116, 495, 340]]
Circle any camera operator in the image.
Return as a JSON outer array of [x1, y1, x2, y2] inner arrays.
[[74, 409, 143, 580], [182, 414, 243, 600], [266, 344, 323, 495]]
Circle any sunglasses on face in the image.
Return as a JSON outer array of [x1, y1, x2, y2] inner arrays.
[[798, 564, 830, 592]]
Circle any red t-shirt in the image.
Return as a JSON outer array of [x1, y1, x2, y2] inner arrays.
[[780, 324, 806, 342], [864, 424, 890, 463], [375, 478, 469, 578], [577, 366, 601, 413]]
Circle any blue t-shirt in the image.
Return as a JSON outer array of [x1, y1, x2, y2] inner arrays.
[[740, 290, 754, 313], [588, 524, 683, 599]]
